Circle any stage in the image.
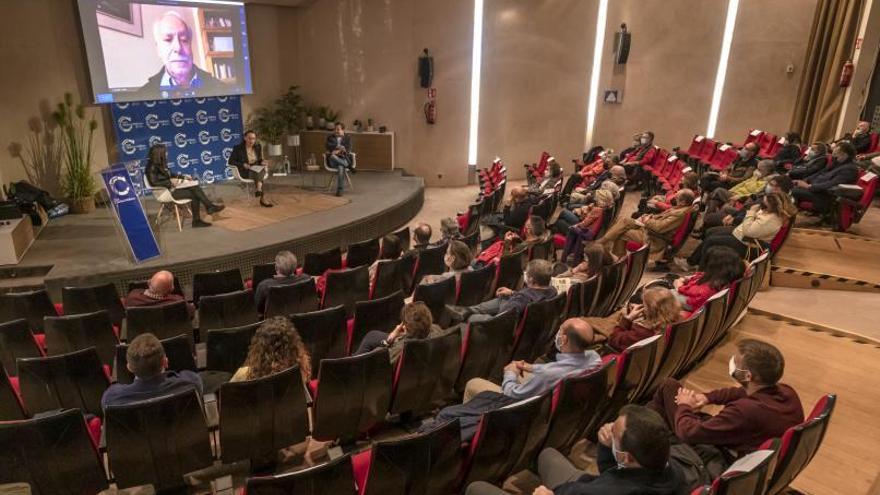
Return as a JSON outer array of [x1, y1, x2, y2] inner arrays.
[[2, 171, 424, 298]]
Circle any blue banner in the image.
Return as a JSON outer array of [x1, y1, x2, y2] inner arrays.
[[101, 165, 161, 264], [110, 96, 243, 186]]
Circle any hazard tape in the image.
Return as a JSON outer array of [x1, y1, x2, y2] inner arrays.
[[771, 265, 880, 290]]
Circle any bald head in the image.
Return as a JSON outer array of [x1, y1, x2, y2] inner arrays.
[[610, 165, 626, 179], [558, 318, 596, 353], [414, 223, 432, 246], [148, 270, 174, 297]]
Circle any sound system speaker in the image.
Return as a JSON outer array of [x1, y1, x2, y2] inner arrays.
[[614, 24, 631, 65]]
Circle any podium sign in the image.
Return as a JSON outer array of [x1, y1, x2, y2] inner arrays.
[[101, 166, 161, 263]]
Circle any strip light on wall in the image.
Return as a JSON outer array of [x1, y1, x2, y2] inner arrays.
[[706, 0, 740, 138], [585, 0, 609, 148], [467, 0, 485, 166]]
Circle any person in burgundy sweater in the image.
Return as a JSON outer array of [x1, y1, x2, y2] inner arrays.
[[649, 338, 805, 464], [603, 287, 681, 353], [123, 270, 194, 318]]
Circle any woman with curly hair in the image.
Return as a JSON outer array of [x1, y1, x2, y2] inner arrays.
[[231, 316, 312, 383]]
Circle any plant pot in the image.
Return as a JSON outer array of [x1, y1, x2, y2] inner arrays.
[[306, 116, 314, 129], [318, 117, 326, 128], [267, 144, 283, 156], [325, 122, 335, 130], [286, 134, 301, 147], [69, 196, 96, 214]]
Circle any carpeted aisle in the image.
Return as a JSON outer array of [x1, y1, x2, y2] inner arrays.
[[210, 184, 349, 232]]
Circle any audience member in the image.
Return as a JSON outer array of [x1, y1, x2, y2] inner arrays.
[[255, 250, 310, 315], [354, 301, 446, 363], [474, 216, 549, 268], [791, 142, 859, 216], [231, 316, 312, 383], [451, 259, 557, 322], [788, 142, 829, 180], [599, 189, 695, 258], [771, 132, 803, 168], [713, 160, 777, 208], [467, 405, 685, 495], [101, 333, 203, 409], [556, 242, 616, 282], [621, 131, 656, 188], [439, 217, 463, 242], [638, 171, 699, 216], [701, 142, 759, 192], [668, 246, 744, 312], [559, 189, 615, 264], [700, 175, 793, 231], [571, 165, 625, 205], [123, 270, 193, 317], [679, 192, 795, 270], [412, 223, 433, 250], [840, 120, 872, 154], [596, 287, 682, 353], [650, 339, 804, 462], [369, 234, 402, 285], [530, 159, 564, 196], [423, 240, 473, 284]]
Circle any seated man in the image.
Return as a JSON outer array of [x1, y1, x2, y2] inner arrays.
[[791, 142, 859, 216], [570, 164, 625, 205], [255, 250, 311, 315], [102, 333, 203, 409], [466, 405, 685, 495], [411, 222, 434, 251], [838, 120, 872, 154], [704, 160, 776, 214], [599, 189, 695, 258], [430, 318, 602, 442], [123, 270, 193, 318], [451, 259, 557, 322], [788, 142, 829, 180], [700, 142, 759, 193], [325, 122, 356, 196], [620, 131, 656, 187], [475, 215, 550, 268], [701, 175, 793, 231], [649, 338, 804, 462], [354, 301, 446, 364]]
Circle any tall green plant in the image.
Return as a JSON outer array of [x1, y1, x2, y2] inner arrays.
[[276, 85, 306, 134], [12, 117, 63, 195], [247, 105, 285, 145], [53, 92, 98, 200]]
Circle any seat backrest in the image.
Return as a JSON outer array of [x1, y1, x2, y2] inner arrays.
[[0, 318, 42, 376], [543, 361, 613, 454], [413, 242, 448, 286], [768, 217, 794, 258], [615, 334, 664, 402], [192, 268, 244, 305], [114, 333, 196, 384], [290, 305, 348, 366], [712, 444, 778, 495], [390, 329, 461, 416], [44, 310, 118, 367], [105, 389, 213, 490], [198, 288, 259, 332], [511, 293, 567, 362], [126, 277, 185, 297], [577, 274, 601, 317], [250, 263, 276, 292], [686, 288, 730, 368], [455, 310, 517, 393], [311, 348, 393, 444], [461, 229, 481, 254], [393, 226, 411, 251], [592, 257, 627, 317], [245, 454, 357, 495], [0, 289, 57, 333], [351, 290, 405, 353], [527, 238, 554, 261], [495, 249, 527, 292], [371, 257, 404, 300], [0, 368, 27, 419], [303, 246, 343, 276], [563, 280, 585, 319], [720, 272, 755, 335], [204, 321, 261, 373], [218, 365, 310, 466], [698, 138, 718, 162], [265, 278, 319, 318], [765, 395, 836, 495], [322, 265, 370, 318], [124, 300, 192, 342], [644, 310, 705, 401], [346, 238, 381, 268], [0, 409, 109, 495], [668, 209, 699, 253], [360, 418, 461, 495], [456, 263, 495, 306], [400, 251, 417, 295], [747, 252, 771, 302], [613, 244, 650, 312], [61, 282, 125, 326], [686, 135, 706, 156], [17, 347, 109, 418], [412, 276, 456, 327], [462, 393, 553, 486]]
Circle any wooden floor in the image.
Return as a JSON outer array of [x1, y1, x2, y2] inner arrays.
[[684, 312, 880, 495], [773, 229, 880, 287]]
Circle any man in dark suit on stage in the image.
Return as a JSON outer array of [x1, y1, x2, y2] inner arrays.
[[137, 11, 224, 96], [325, 122, 356, 196]]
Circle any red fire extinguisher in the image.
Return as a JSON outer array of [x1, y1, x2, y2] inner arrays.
[[840, 60, 854, 87], [424, 88, 437, 124]]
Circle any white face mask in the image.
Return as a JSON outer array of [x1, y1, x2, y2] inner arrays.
[[764, 184, 773, 195], [554, 332, 564, 352], [729, 355, 750, 386], [640, 137, 649, 145], [753, 170, 762, 178], [612, 439, 628, 469]]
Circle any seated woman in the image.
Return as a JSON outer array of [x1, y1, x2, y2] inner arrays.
[[369, 234, 402, 285], [559, 189, 614, 264], [473, 216, 548, 268], [600, 287, 681, 353], [231, 317, 312, 383], [635, 171, 699, 217], [669, 246, 745, 313], [677, 192, 795, 271], [423, 240, 473, 284], [145, 143, 225, 228], [354, 301, 446, 364], [228, 130, 273, 207], [528, 159, 563, 196], [556, 242, 616, 282]]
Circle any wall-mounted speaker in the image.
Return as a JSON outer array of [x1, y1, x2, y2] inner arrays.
[[613, 24, 631, 65]]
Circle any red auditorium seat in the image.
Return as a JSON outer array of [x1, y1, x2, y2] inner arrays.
[[264, 277, 320, 317], [345, 237, 380, 268], [302, 246, 343, 277], [510, 293, 566, 362], [349, 290, 404, 354], [198, 288, 259, 332], [0, 318, 44, 377], [694, 440, 780, 495], [708, 144, 738, 171], [389, 329, 460, 416], [542, 359, 614, 454], [412, 276, 456, 327], [742, 128, 764, 148], [290, 305, 349, 365], [247, 262, 275, 291], [370, 257, 405, 300], [454, 310, 517, 394], [836, 170, 877, 232], [322, 265, 370, 318], [456, 263, 496, 306], [246, 454, 357, 495], [16, 347, 108, 420], [685, 135, 707, 158], [44, 310, 118, 367], [124, 300, 192, 341], [0, 289, 58, 335]]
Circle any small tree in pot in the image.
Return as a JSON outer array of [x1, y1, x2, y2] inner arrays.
[[276, 85, 306, 146], [247, 105, 285, 156], [53, 92, 98, 214]]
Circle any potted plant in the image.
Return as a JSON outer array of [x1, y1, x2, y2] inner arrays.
[[276, 85, 305, 146], [53, 92, 98, 214], [11, 115, 63, 197], [316, 106, 329, 129], [247, 105, 285, 156], [325, 108, 341, 130]]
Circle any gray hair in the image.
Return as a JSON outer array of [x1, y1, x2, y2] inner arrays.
[[274, 250, 298, 276], [440, 217, 460, 238], [525, 259, 553, 287], [153, 11, 191, 41]]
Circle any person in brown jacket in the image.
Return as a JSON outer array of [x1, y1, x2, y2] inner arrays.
[[599, 189, 695, 258], [649, 338, 804, 462]]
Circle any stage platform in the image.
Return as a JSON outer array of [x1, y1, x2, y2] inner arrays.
[[2, 171, 423, 298]]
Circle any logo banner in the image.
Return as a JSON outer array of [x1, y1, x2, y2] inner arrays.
[[100, 165, 161, 264], [110, 96, 242, 186]]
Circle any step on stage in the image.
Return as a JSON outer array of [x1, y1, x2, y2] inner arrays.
[[8, 171, 423, 298]]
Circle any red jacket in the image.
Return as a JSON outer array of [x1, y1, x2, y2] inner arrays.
[[674, 384, 804, 455], [677, 273, 719, 311], [607, 319, 658, 353]]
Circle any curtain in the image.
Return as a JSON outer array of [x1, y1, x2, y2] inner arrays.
[[790, 0, 863, 142]]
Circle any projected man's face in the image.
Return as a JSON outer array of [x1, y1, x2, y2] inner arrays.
[[155, 14, 194, 85]]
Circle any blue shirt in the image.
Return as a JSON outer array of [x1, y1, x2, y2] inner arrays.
[[502, 350, 602, 400], [101, 370, 203, 409]]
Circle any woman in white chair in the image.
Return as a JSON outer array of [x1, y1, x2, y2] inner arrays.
[[228, 130, 273, 207], [145, 144, 224, 228]]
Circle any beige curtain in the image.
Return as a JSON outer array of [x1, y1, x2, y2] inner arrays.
[[790, 0, 863, 142]]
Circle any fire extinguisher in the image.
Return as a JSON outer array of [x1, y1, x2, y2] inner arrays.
[[424, 88, 437, 124], [840, 60, 854, 87]]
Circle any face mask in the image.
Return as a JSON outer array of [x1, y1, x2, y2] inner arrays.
[[444, 254, 454, 267], [640, 137, 649, 145], [806, 150, 817, 159], [753, 170, 762, 178], [729, 355, 750, 387], [764, 184, 773, 195], [612, 439, 628, 469], [554, 332, 564, 352], [739, 149, 750, 158]]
